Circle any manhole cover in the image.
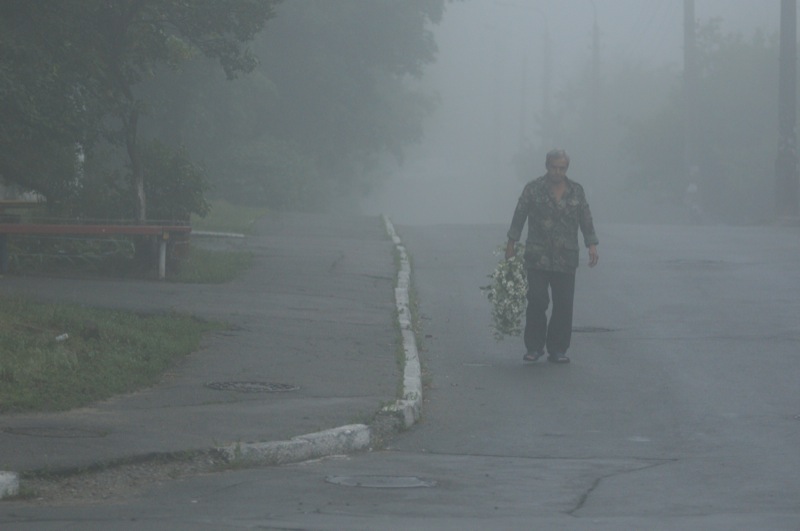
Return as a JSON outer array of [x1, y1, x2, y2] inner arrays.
[[325, 475, 436, 488], [2, 426, 108, 439], [572, 326, 617, 333], [204, 381, 299, 393]]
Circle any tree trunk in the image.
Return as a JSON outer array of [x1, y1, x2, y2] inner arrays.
[[125, 104, 146, 222]]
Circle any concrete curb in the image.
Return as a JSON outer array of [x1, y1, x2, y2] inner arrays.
[[0, 471, 19, 499], [380, 216, 423, 428], [192, 230, 246, 238], [214, 215, 422, 465], [216, 424, 372, 465]]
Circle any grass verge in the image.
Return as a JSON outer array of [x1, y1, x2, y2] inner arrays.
[[174, 199, 264, 283], [170, 245, 253, 284], [0, 296, 219, 413], [191, 200, 269, 234]]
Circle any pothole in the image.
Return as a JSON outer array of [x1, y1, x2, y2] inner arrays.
[[2, 426, 108, 438], [325, 475, 436, 488], [204, 381, 299, 393]]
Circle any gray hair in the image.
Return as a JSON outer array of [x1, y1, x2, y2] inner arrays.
[[545, 149, 570, 168]]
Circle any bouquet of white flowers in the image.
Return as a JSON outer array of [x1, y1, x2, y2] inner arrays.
[[481, 244, 527, 340]]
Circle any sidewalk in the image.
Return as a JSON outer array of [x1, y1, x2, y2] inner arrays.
[[0, 213, 418, 486]]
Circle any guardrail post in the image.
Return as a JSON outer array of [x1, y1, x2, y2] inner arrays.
[[0, 234, 8, 274], [158, 233, 168, 280]]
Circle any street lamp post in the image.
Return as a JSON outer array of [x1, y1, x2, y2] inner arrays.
[[683, 0, 699, 188], [493, 1, 551, 149], [777, 0, 799, 222], [589, 0, 600, 180]]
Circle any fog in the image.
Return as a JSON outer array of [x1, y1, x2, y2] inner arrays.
[[364, 0, 781, 226]]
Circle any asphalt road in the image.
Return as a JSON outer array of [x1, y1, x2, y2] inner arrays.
[[3, 221, 799, 530]]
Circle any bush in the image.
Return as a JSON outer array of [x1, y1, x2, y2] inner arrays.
[[211, 135, 325, 211], [142, 140, 210, 222]]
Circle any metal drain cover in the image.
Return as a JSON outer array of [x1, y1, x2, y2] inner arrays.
[[325, 475, 436, 488], [2, 426, 108, 439], [205, 381, 299, 393]]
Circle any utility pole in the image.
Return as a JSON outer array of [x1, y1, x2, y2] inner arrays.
[[541, 15, 552, 148], [501, 1, 551, 149], [590, 0, 600, 179], [777, 0, 799, 221], [683, 0, 699, 184], [519, 51, 528, 151]]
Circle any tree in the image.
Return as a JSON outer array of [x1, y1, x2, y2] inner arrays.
[[0, 0, 281, 220], [2, 0, 452, 215], [82, 0, 280, 221], [526, 55, 678, 218], [0, 2, 102, 205], [238, 0, 446, 206], [624, 21, 780, 223], [120, 1, 449, 211]]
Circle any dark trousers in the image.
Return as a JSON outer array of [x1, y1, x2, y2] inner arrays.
[[524, 268, 576, 355]]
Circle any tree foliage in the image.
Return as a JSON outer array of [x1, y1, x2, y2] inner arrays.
[[1, 0, 280, 220], [543, 20, 783, 224], [1, 0, 449, 218], [623, 22, 780, 223], [254, 1, 444, 191], [0, 2, 101, 201], [138, 0, 447, 210]]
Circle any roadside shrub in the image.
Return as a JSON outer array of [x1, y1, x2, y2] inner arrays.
[[142, 140, 210, 222]]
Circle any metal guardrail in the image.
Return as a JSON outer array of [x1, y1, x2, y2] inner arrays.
[[0, 224, 191, 280]]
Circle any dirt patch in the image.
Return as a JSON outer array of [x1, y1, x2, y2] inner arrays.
[[11, 452, 226, 506]]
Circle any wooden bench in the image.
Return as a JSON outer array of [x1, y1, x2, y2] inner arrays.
[[0, 223, 191, 280]]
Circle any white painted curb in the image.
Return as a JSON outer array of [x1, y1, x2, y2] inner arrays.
[[192, 230, 246, 238], [217, 424, 371, 465], [382, 215, 423, 428], [0, 471, 19, 499]]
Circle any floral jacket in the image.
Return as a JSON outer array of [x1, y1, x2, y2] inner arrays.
[[507, 175, 599, 273]]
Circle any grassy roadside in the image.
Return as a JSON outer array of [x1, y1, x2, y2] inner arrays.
[[0, 296, 219, 413], [173, 200, 270, 283], [170, 245, 253, 284], [191, 200, 269, 235]]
